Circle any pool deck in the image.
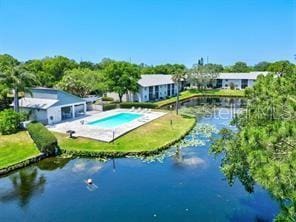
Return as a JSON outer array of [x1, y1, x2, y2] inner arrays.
[[47, 109, 167, 142]]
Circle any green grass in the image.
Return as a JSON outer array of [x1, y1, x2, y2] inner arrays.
[[155, 89, 245, 107], [55, 112, 195, 154], [0, 131, 40, 169]]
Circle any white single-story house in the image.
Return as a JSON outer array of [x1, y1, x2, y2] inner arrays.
[[16, 88, 87, 124], [215, 72, 268, 89], [108, 74, 184, 102]]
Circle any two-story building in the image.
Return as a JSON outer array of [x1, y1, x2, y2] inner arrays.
[[215, 72, 268, 89], [16, 87, 87, 124], [189, 71, 268, 90], [108, 74, 184, 102]]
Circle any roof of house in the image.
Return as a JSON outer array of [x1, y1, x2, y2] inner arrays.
[[18, 98, 59, 110], [16, 88, 85, 110], [217, 72, 268, 80], [138, 74, 175, 87]]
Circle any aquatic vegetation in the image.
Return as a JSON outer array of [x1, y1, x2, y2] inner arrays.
[[136, 123, 218, 163]]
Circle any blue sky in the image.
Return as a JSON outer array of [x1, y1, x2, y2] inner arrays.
[[0, 0, 295, 66]]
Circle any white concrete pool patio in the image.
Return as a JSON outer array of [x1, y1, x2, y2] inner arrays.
[[47, 109, 167, 142]]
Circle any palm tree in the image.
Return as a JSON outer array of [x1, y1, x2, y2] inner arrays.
[[0, 65, 37, 112], [172, 69, 186, 115]]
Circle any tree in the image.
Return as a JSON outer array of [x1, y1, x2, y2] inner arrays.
[[0, 83, 10, 110], [253, 61, 271, 71], [230, 61, 251, 72], [103, 61, 140, 102], [56, 68, 106, 97], [188, 63, 219, 89], [172, 69, 186, 115], [79, 61, 97, 70], [139, 63, 186, 75], [268, 60, 295, 76], [24, 56, 78, 87], [0, 65, 37, 112], [198, 57, 204, 66], [0, 54, 20, 72], [211, 71, 296, 220], [24, 59, 53, 87]]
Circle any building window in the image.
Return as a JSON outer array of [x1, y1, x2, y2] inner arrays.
[[225, 79, 228, 82], [241, 79, 248, 89], [155, 85, 159, 99]]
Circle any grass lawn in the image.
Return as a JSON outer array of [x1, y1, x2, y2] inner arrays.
[[155, 89, 245, 107], [0, 131, 40, 169], [55, 112, 195, 154]]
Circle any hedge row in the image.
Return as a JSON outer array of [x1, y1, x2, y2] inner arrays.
[[103, 103, 117, 111], [119, 102, 157, 109], [102, 96, 114, 102], [27, 122, 58, 155]]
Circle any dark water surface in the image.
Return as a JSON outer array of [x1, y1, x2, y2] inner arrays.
[[0, 98, 279, 222]]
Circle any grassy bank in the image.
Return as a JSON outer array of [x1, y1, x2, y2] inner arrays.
[[55, 112, 195, 156], [155, 89, 245, 107], [0, 131, 40, 169]]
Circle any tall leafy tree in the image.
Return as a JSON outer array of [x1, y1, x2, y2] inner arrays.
[[253, 61, 271, 71], [230, 61, 251, 72], [56, 68, 106, 97], [0, 54, 20, 109], [211, 71, 296, 220], [0, 65, 37, 112], [268, 60, 295, 76], [139, 63, 186, 75], [188, 63, 219, 89], [0, 54, 20, 72], [103, 61, 140, 102]]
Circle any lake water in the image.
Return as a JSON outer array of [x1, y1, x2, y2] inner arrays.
[[0, 98, 279, 221]]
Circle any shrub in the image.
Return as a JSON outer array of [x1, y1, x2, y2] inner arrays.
[[27, 122, 58, 155], [230, 82, 235, 90], [103, 103, 117, 111], [0, 109, 26, 135], [119, 102, 157, 109], [102, 96, 114, 102]]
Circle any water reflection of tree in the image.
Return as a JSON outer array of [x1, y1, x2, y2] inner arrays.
[[0, 168, 46, 207], [37, 157, 71, 171]]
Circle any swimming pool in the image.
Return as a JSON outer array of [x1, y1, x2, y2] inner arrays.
[[88, 112, 142, 128]]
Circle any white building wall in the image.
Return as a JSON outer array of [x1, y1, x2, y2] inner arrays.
[[108, 83, 178, 103], [20, 108, 48, 124], [248, 79, 255, 87], [47, 101, 86, 125], [106, 92, 128, 102], [47, 106, 62, 124]]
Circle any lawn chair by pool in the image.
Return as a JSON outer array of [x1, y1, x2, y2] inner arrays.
[[130, 106, 135, 112], [136, 107, 142, 112], [143, 108, 148, 113], [148, 109, 152, 113]]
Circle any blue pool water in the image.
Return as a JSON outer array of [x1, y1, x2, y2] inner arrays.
[[88, 112, 142, 128]]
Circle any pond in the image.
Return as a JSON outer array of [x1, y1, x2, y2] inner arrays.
[[0, 97, 279, 222]]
